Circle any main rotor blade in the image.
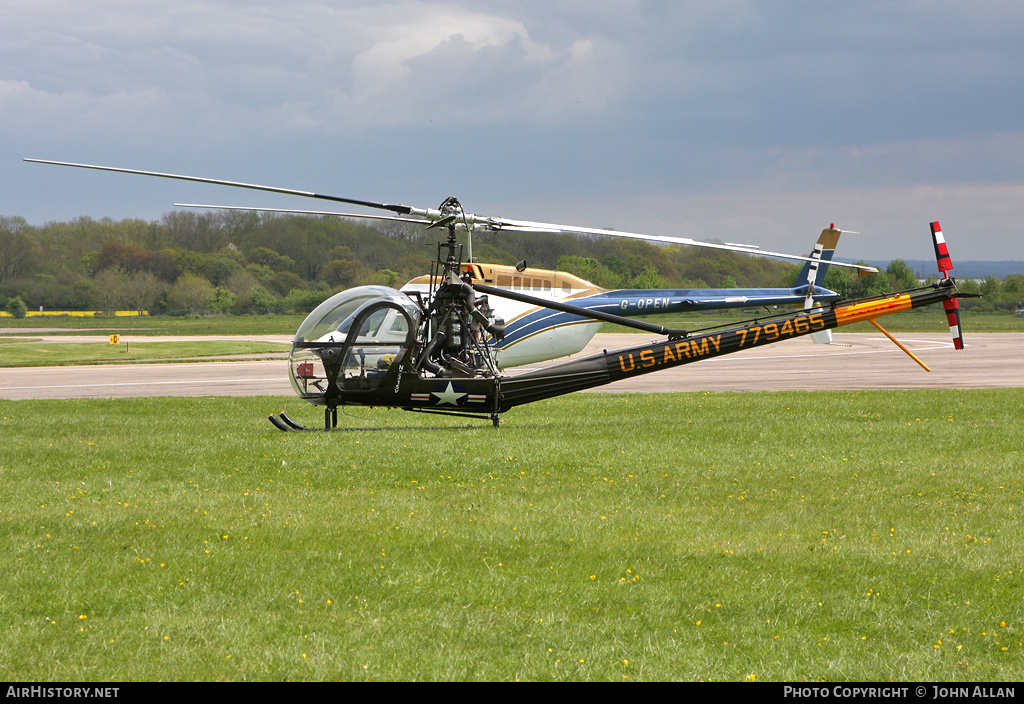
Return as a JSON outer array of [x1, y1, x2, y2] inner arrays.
[[481, 217, 879, 274], [24, 158, 415, 216], [27, 157, 878, 274], [174, 203, 431, 226]]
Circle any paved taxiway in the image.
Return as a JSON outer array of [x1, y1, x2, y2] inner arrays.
[[0, 333, 1020, 400]]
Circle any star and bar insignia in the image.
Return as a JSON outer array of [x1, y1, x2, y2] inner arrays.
[[410, 382, 487, 406]]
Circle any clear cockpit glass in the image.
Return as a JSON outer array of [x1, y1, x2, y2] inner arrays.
[[294, 286, 419, 344], [289, 286, 421, 403]]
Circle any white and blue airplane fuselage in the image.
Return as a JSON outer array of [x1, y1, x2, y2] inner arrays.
[[402, 227, 844, 368]]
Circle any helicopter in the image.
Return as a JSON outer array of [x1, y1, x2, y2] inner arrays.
[[24, 159, 967, 429]]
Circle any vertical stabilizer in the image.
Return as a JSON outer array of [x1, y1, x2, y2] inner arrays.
[[802, 225, 842, 345], [795, 225, 841, 290]]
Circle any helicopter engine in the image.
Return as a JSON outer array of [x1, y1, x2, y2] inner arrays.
[[422, 278, 505, 377]]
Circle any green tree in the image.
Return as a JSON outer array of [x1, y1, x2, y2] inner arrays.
[[6, 295, 27, 318], [284, 287, 329, 312], [169, 273, 215, 316], [92, 268, 128, 315], [885, 259, 919, 291], [630, 265, 668, 289], [248, 285, 278, 314], [0, 216, 35, 284], [271, 271, 306, 296], [248, 246, 296, 272], [601, 254, 629, 279], [1001, 275, 1023, 296], [208, 286, 237, 313], [319, 259, 370, 289], [371, 269, 401, 288], [555, 256, 627, 289], [96, 241, 147, 273], [124, 271, 166, 315], [980, 275, 1002, 297]]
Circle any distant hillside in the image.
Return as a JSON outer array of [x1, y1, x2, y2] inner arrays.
[[864, 260, 1024, 280]]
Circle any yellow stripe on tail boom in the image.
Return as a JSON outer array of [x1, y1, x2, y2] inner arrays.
[[833, 294, 914, 327]]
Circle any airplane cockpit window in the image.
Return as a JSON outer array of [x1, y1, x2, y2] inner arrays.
[[388, 314, 409, 335]]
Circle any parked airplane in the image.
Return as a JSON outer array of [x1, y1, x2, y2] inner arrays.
[[400, 226, 847, 367]]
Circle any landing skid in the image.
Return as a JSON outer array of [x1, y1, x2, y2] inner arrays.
[[403, 408, 502, 428], [267, 408, 338, 431], [268, 413, 291, 431]]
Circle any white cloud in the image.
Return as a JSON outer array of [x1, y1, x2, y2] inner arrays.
[[3, 0, 1023, 263]]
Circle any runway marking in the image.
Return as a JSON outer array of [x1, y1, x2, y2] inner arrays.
[[695, 337, 954, 363]]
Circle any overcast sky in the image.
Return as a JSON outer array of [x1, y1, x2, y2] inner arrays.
[[3, 0, 1023, 262]]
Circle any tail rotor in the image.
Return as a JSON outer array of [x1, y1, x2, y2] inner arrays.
[[930, 221, 965, 350]]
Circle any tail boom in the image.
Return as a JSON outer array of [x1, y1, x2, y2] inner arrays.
[[499, 281, 960, 408]]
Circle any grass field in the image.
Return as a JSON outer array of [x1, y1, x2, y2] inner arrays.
[[0, 341, 290, 367], [0, 314, 308, 336], [1, 391, 1021, 681]]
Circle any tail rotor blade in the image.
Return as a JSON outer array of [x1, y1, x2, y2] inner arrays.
[[944, 299, 964, 351], [930, 221, 964, 350], [930, 221, 954, 277]]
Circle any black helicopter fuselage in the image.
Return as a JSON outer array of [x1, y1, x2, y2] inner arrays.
[[291, 279, 960, 428]]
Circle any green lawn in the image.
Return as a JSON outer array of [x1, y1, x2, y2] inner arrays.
[[0, 314, 308, 336], [1, 391, 1021, 681], [0, 341, 290, 367]]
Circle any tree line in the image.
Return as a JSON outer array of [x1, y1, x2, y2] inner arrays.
[[1, 212, 1019, 317]]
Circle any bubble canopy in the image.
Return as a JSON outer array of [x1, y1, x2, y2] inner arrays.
[[289, 286, 422, 404], [293, 286, 421, 346]]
